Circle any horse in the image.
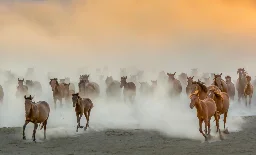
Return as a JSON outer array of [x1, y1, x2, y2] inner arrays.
[[189, 90, 220, 141], [120, 76, 136, 103], [212, 73, 228, 93], [167, 72, 182, 97], [49, 78, 64, 109], [78, 74, 100, 99], [244, 75, 253, 106], [139, 82, 150, 96], [105, 76, 121, 99], [0, 85, 4, 103], [236, 68, 247, 102], [65, 77, 75, 91], [71, 93, 93, 132], [207, 87, 230, 134], [225, 76, 235, 100], [16, 78, 28, 98], [186, 76, 194, 96], [25, 80, 42, 97], [178, 73, 188, 86], [190, 80, 209, 100], [23, 95, 50, 142]]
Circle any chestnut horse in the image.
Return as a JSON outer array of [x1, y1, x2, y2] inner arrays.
[[49, 78, 64, 109], [71, 93, 93, 132], [225, 76, 235, 100], [105, 76, 121, 98], [78, 74, 100, 99], [190, 80, 208, 100], [189, 90, 220, 141], [167, 72, 182, 97], [244, 75, 253, 106], [16, 78, 28, 98], [120, 76, 136, 103], [186, 76, 194, 96], [23, 95, 50, 142], [212, 73, 228, 93], [236, 68, 247, 102], [207, 88, 230, 134]]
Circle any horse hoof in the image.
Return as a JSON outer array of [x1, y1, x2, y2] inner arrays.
[[23, 136, 26, 140], [84, 127, 87, 131], [79, 126, 84, 128], [223, 129, 229, 134]]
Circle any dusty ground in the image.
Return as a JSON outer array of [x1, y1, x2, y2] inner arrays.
[[0, 116, 255, 155]]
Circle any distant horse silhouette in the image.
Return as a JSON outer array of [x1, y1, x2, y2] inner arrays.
[[120, 76, 136, 103], [16, 78, 28, 98], [167, 72, 182, 97], [225, 76, 235, 100], [236, 68, 247, 102], [49, 78, 64, 109], [212, 73, 228, 93], [105, 76, 121, 99], [244, 75, 253, 106]]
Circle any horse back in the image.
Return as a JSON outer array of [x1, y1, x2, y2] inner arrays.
[[127, 82, 136, 91]]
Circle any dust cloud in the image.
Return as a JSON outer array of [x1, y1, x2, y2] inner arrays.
[[0, 0, 255, 141]]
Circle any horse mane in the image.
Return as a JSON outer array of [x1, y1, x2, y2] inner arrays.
[[192, 81, 208, 93]]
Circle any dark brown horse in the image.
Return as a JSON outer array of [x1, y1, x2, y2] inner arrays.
[[167, 72, 182, 97], [23, 95, 50, 142], [16, 78, 28, 98], [225, 76, 235, 100], [78, 74, 100, 99], [105, 76, 121, 98], [212, 73, 228, 93], [72, 93, 93, 132], [0, 85, 4, 103], [244, 75, 253, 106], [186, 76, 194, 96], [207, 87, 230, 134], [120, 76, 136, 103], [236, 68, 247, 102], [49, 78, 64, 109]]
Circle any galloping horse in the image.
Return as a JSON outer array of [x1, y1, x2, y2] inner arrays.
[[190, 80, 208, 100], [120, 76, 136, 103], [236, 68, 247, 102], [244, 75, 253, 106], [167, 72, 182, 97], [225, 76, 235, 100], [49, 78, 64, 109], [207, 87, 230, 134], [105, 76, 121, 99], [212, 73, 228, 93], [23, 95, 50, 142], [16, 78, 28, 98], [78, 74, 100, 99], [186, 76, 194, 96], [72, 93, 93, 132], [189, 90, 220, 141]]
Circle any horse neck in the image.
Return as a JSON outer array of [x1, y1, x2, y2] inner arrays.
[[195, 100, 203, 114]]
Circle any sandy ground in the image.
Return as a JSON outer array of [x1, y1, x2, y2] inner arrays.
[[0, 116, 255, 155]]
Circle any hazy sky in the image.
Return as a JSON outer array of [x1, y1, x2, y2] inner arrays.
[[0, 0, 256, 74]]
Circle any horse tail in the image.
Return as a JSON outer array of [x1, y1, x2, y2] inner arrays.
[[40, 115, 49, 130]]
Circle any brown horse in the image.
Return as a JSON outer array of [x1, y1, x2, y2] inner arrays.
[[190, 80, 208, 100], [186, 76, 194, 96], [0, 85, 4, 103], [49, 78, 64, 109], [23, 95, 50, 142], [120, 76, 136, 103], [71, 93, 93, 132], [78, 74, 100, 99], [139, 82, 150, 96], [16, 78, 28, 98], [189, 90, 220, 141], [65, 77, 75, 91], [244, 75, 253, 106], [236, 68, 247, 102], [212, 73, 228, 93], [178, 73, 188, 86], [105, 76, 121, 98], [167, 72, 182, 97], [207, 88, 230, 134], [225, 76, 235, 100]]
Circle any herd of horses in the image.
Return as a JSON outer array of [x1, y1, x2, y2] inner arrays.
[[0, 67, 254, 142]]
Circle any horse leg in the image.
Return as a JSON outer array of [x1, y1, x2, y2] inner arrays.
[[22, 120, 29, 140], [199, 119, 207, 141], [204, 120, 208, 135], [223, 112, 229, 134], [60, 98, 63, 108], [32, 123, 38, 142], [54, 98, 57, 110], [249, 95, 252, 106], [84, 112, 89, 131], [43, 120, 48, 140], [76, 113, 81, 132], [214, 112, 220, 132], [87, 109, 91, 128], [208, 118, 211, 135], [245, 95, 247, 106]]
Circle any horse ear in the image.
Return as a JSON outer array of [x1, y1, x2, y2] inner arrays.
[[167, 73, 169, 76], [174, 72, 176, 75], [125, 76, 127, 79], [187, 77, 189, 79], [24, 95, 26, 99], [18, 78, 20, 81], [220, 73, 222, 76], [192, 76, 194, 78]]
